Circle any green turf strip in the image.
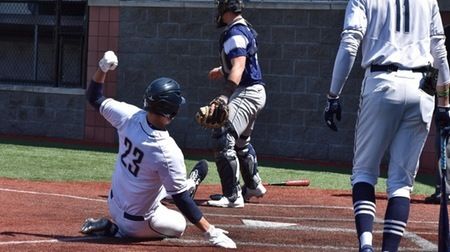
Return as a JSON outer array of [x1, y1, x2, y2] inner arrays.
[[0, 141, 436, 196]]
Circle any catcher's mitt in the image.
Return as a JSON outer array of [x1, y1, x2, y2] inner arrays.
[[196, 97, 229, 129]]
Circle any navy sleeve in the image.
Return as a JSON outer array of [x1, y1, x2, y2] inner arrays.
[[86, 80, 106, 111], [172, 190, 203, 224]]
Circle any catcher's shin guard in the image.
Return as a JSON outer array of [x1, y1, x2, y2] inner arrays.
[[215, 150, 240, 202], [237, 143, 261, 189], [188, 159, 208, 199]]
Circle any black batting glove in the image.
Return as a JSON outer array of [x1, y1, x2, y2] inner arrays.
[[324, 94, 341, 132]]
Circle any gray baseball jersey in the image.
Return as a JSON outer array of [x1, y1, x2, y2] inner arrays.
[[330, 0, 450, 96]]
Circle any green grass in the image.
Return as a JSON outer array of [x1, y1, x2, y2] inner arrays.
[[0, 140, 437, 196]]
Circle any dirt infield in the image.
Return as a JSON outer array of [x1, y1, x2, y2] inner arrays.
[[0, 178, 442, 251]]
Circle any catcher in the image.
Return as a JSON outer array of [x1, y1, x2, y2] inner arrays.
[[195, 0, 267, 208]]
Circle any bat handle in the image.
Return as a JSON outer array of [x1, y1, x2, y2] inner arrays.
[[441, 131, 447, 171]]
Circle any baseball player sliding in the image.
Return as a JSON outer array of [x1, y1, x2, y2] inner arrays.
[[324, 0, 450, 251], [80, 51, 236, 249]]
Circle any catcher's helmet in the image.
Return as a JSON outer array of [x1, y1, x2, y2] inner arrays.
[[216, 0, 244, 27], [143, 77, 185, 119]]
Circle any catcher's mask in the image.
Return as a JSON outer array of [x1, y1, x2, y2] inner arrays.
[[143, 77, 185, 119], [215, 0, 243, 28]]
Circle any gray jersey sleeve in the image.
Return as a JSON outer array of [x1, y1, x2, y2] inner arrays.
[[430, 1, 450, 86], [329, 0, 365, 95]]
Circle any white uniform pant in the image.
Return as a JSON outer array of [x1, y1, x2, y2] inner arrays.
[[351, 69, 434, 199], [108, 193, 186, 238]]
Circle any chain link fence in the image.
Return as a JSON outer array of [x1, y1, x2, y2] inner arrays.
[[0, 0, 87, 88]]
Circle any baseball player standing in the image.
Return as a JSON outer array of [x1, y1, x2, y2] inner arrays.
[[80, 51, 236, 249], [206, 0, 267, 208], [323, 0, 450, 251]]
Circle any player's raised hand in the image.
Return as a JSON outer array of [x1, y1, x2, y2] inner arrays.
[[324, 94, 341, 131], [99, 51, 118, 73], [203, 225, 236, 249]]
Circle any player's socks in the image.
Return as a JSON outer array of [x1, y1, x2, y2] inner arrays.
[[352, 182, 376, 249], [382, 196, 409, 252]]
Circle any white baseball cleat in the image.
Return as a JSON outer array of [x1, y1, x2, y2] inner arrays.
[[207, 193, 244, 208], [242, 183, 266, 202]]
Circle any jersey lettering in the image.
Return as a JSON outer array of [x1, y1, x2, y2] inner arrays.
[[396, 0, 410, 33], [120, 137, 144, 177]]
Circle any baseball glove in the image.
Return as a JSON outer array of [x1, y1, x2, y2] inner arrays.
[[421, 66, 439, 96], [196, 97, 229, 129]]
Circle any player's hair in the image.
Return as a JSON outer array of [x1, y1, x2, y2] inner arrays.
[[143, 77, 185, 119]]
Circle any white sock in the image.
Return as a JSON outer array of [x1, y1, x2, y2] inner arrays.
[[360, 231, 373, 248]]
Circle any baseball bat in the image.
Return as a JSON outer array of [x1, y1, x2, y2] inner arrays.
[[264, 179, 310, 187], [438, 130, 450, 252]]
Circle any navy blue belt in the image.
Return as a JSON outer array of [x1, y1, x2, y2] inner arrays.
[[370, 64, 429, 73], [110, 190, 145, 221]]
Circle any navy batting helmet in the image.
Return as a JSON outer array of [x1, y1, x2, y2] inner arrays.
[[143, 77, 185, 119], [216, 0, 244, 27]]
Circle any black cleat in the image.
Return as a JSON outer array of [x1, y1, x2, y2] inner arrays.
[[80, 217, 118, 237], [424, 192, 450, 204]]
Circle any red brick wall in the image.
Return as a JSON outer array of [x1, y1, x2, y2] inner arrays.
[[84, 6, 119, 144]]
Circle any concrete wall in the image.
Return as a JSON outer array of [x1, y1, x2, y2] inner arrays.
[[0, 86, 85, 139], [115, 4, 358, 163]]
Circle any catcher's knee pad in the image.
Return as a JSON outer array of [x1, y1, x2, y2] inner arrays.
[[236, 143, 261, 189], [212, 125, 237, 152], [149, 204, 186, 238], [215, 149, 240, 201]]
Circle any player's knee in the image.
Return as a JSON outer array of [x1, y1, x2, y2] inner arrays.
[[236, 134, 251, 150], [150, 206, 187, 238], [212, 126, 237, 153], [236, 142, 256, 158], [350, 170, 377, 187]]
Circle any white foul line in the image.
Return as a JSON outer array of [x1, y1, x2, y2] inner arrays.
[[0, 188, 106, 203], [0, 236, 101, 245]]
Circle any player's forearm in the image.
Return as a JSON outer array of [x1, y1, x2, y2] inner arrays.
[[172, 190, 204, 224], [431, 37, 450, 88], [194, 217, 211, 232], [222, 57, 245, 97], [86, 68, 107, 110], [329, 31, 360, 96], [227, 57, 245, 85], [437, 83, 450, 107], [92, 68, 107, 83]]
